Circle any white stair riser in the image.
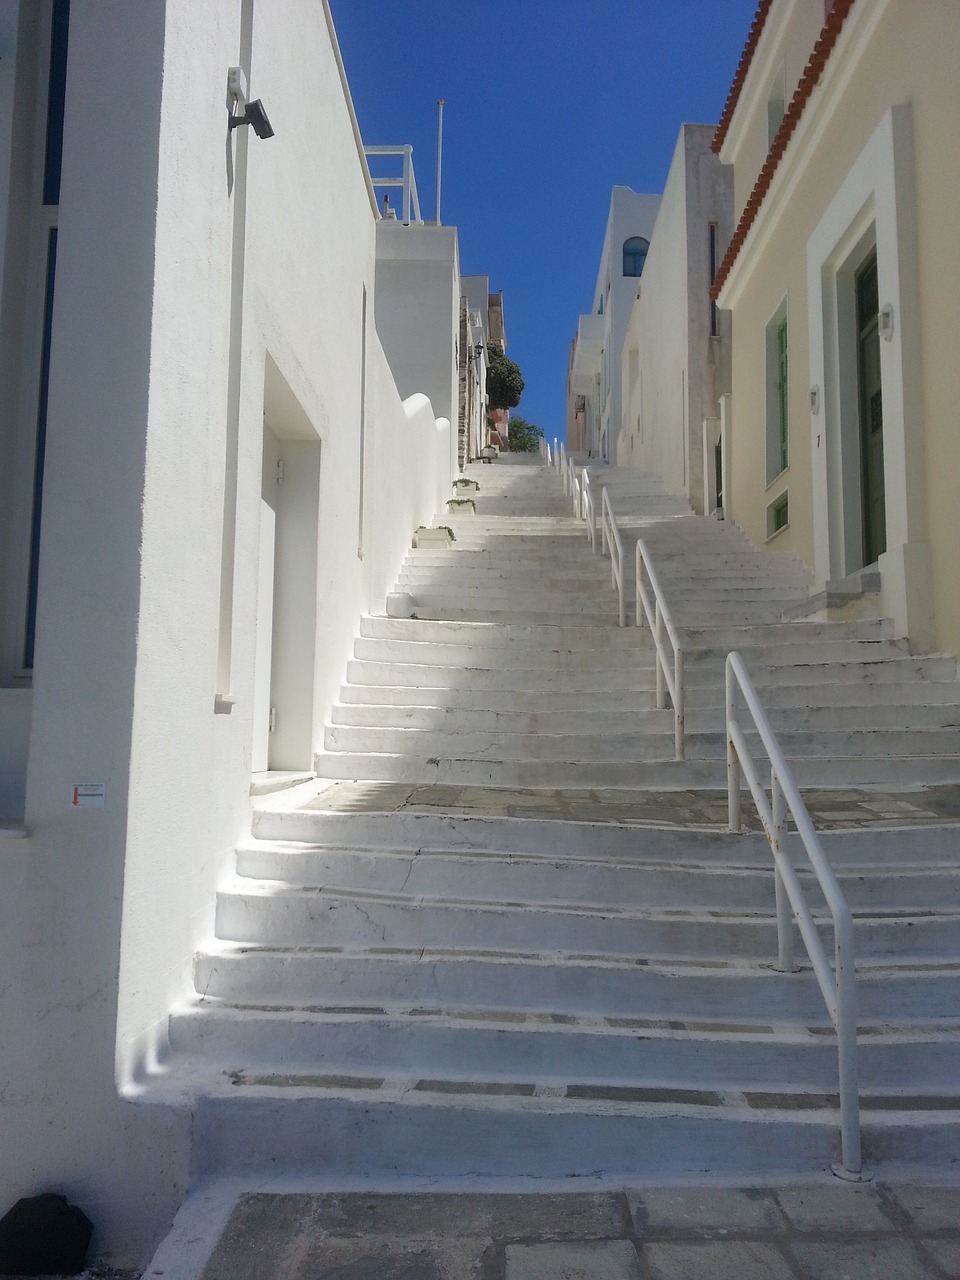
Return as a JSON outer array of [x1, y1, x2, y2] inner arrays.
[[248, 811, 960, 863], [329, 701, 960, 734], [315, 751, 960, 789], [168, 1009, 959, 1090], [232, 848, 960, 914], [344, 661, 656, 693], [215, 889, 957, 960], [194, 951, 960, 1022], [359, 614, 894, 646], [350, 636, 906, 669], [191, 1094, 959, 1183]]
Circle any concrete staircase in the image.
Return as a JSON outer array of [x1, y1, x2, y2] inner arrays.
[[151, 456, 960, 1187], [169, 810, 960, 1180], [319, 458, 960, 789]]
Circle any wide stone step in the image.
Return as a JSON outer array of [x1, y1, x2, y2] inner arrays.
[[403, 590, 623, 615], [322, 722, 960, 762], [351, 637, 652, 670], [359, 615, 654, 650], [215, 880, 959, 960], [168, 1001, 960, 1092], [680, 618, 894, 645], [330, 698, 960, 736], [314, 750, 960, 789], [185, 1086, 960, 1184], [232, 842, 960, 914], [344, 659, 656, 692], [336, 683, 660, 711], [194, 943, 960, 1022], [248, 811, 960, 866], [349, 635, 906, 671]]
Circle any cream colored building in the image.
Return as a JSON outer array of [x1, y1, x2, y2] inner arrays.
[[713, 0, 960, 657]]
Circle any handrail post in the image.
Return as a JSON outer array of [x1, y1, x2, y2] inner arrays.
[[772, 773, 795, 972], [635, 544, 643, 629], [835, 906, 863, 1179], [674, 648, 684, 761], [655, 604, 665, 709], [726, 661, 741, 832]]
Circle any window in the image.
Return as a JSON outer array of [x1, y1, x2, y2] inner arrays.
[[623, 237, 649, 277], [765, 301, 789, 483], [708, 222, 719, 337], [767, 67, 785, 147], [766, 492, 789, 538]]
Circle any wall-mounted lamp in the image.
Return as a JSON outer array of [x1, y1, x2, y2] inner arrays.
[[474, 343, 484, 359], [879, 303, 895, 341], [229, 99, 274, 139]]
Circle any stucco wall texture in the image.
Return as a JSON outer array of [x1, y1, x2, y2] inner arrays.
[[0, 0, 457, 1260]]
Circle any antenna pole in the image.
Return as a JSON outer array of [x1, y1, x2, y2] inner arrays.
[[435, 98, 444, 226]]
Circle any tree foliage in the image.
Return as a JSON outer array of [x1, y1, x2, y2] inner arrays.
[[485, 341, 524, 410], [506, 414, 543, 453]]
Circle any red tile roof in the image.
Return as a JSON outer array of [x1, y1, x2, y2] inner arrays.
[[712, 0, 775, 155], [711, 0, 858, 300]]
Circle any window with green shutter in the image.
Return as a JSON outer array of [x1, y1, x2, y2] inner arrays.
[[766, 300, 789, 483], [777, 315, 789, 474]]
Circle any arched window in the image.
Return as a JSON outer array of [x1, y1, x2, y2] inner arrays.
[[623, 236, 649, 277]]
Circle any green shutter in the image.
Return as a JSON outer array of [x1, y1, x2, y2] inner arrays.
[[777, 316, 788, 473]]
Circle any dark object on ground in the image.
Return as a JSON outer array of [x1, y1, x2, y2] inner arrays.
[[0, 1192, 93, 1276]]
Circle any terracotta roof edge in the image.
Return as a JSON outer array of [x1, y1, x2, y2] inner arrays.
[[712, 0, 776, 154], [710, 0, 858, 299]]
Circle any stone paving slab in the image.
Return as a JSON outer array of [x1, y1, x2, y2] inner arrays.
[[505, 1239, 641, 1279], [173, 1184, 960, 1280], [307, 779, 960, 829]]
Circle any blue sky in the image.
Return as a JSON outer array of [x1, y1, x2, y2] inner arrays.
[[328, 1, 758, 440]]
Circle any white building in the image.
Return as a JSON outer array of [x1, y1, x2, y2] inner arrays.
[[0, 0, 458, 1260], [567, 186, 659, 460], [461, 274, 492, 462], [619, 124, 733, 513]]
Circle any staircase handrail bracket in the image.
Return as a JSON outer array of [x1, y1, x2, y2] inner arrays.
[[725, 650, 865, 1183], [600, 487, 626, 627], [635, 539, 685, 760]]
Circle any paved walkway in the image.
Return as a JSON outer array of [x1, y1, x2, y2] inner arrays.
[[306, 779, 960, 830], [144, 1184, 960, 1279]]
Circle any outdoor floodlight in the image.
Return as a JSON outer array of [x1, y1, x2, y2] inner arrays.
[[230, 99, 274, 140]]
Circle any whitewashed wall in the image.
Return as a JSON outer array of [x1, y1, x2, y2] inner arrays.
[[0, 0, 456, 1262]]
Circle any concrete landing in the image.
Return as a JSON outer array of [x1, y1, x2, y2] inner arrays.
[[301, 779, 960, 830], [143, 1183, 960, 1279]]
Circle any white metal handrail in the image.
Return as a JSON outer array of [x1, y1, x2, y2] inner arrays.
[[560, 442, 569, 494], [566, 454, 580, 513], [635, 540, 684, 760], [600, 487, 625, 627], [582, 473, 598, 552], [726, 650, 862, 1180]]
